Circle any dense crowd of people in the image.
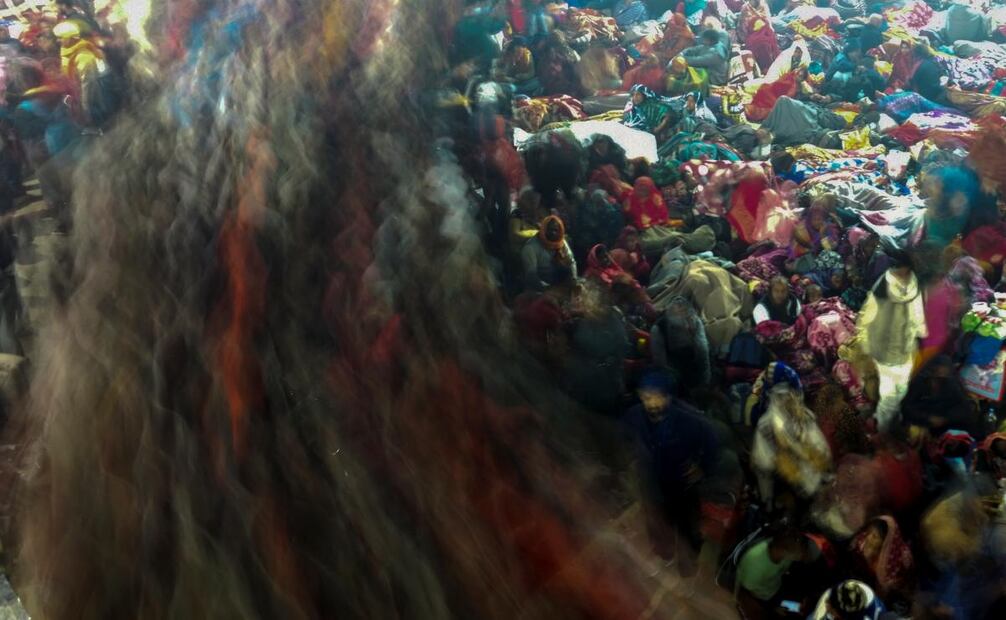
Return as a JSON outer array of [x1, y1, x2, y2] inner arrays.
[[439, 0, 1006, 617], [0, 1, 128, 355], [3, 0, 1006, 617]]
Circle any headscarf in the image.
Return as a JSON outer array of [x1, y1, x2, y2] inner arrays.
[[624, 177, 669, 230], [947, 256, 993, 303], [929, 429, 976, 476], [761, 36, 810, 83], [889, 39, 919, 89], [791, 203, 839, 259], [849, 516, 915, 597], [538, 215, 566, 251], [624, 84, 672, 133], [975, 432, 1006, 479], [659, 12, 695, 60], [666, 56, 710, 98], [745, 361, 802, 427], [629, 83, 656, 100], [585, 244, 628, 286], [925, 166, 980, 247]]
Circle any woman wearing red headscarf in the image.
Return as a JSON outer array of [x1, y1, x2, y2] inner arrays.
[[888, 39, 919, 92], [655, 12, 695, 62], [584, 244, 629, 287], [623, 177, 670, 231], [738, 0, 779, 73], [850, 516, 915, 600]]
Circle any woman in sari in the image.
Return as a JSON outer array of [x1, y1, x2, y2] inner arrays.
[[665, 56, 709, 98], [725, 165, 770, 245], [739, 0, 780, 73], [623, 84, 674, 138], [655, 12, 695, 63], [612, 226, 652, 282], [584, 244, 629, 287], [621, 54, 666, 94], [850, 517, 915, 600], [494, 37, 539, 95], [789, 201, 840, 264], [623, 176, 670, 231], [918, 256, 993, 368], [888, 39, 918, 92]]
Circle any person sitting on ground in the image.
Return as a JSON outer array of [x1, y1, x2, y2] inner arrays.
[[622, 176, 670, 231], [493, 36, 539, 96], [754, 275, 802, 326], [521, 215, 577, 292], [909, 44, 947, 105], [680, 28, 730, 86], [586, 134, 627, 177], [735, 529, 811, 619], [788, 198, 841, 270], [621, 53, 665, 94], [509, 189, 548, 255], [612, 225, 651, 282], [901, 355, 978, 438], [665, 55, 709, 98], [623, 84, 674, 138]]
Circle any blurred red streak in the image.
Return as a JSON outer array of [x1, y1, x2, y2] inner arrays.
[[328, 336, 649, 618], [212, 135, 273, 463]]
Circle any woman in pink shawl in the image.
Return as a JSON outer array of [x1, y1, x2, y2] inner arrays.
[[584, 244, 628, 287], [850, 516, 915, 600], [919, 256, 993, 368], [612, 226, 651, 283]]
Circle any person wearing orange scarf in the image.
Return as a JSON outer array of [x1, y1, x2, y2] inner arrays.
[[623, 177, 670, 231], [520, 215, 577, 292], [655, 12, 695, 63], [621, 54, 666, 94]]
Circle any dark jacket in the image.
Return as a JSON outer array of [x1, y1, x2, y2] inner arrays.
[[624, 400, 719, 496]]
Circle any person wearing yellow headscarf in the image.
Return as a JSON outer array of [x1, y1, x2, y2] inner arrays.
[[53, 20, 109, 119], [53, 20, 104, 88], [665, 56, 709, 98]]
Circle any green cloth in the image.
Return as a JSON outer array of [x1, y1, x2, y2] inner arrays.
[[736, 540, 792, 601], [624, 99, 672, 134], [666, 67, 710, 98]]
